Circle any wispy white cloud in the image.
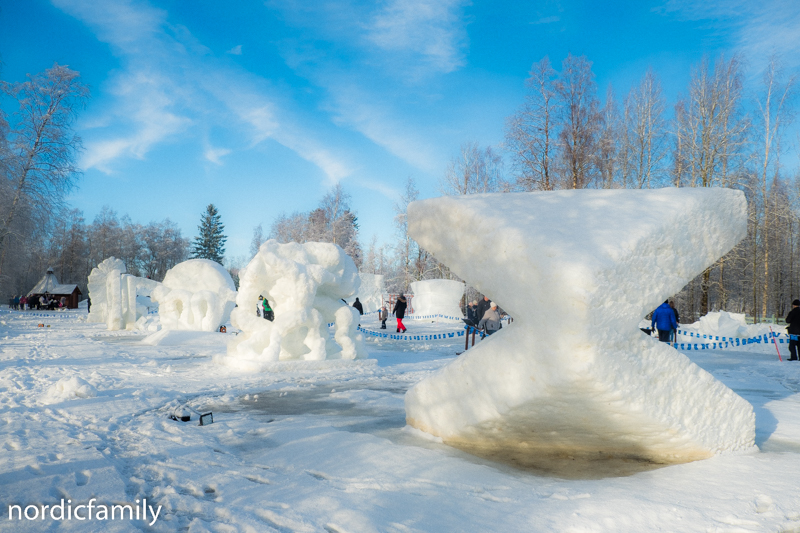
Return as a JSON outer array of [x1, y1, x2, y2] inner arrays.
[[657, 0, 800, 72], [204, 145, 231, 165], [226, 44, 242, 55], [532, 16, 560, 25], [54, 0, 354, 182], [366, 0, 469, 74]]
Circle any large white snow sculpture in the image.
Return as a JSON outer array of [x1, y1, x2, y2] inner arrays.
[[150, 259, 237, 332], [87, 257, 127, 329], [404, 188, 755, 466], [353, 273, 385, 314], [409, 279, 464, 319], [222, 240, 367, 370]]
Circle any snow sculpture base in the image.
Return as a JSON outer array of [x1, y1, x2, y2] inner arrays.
[[405, 188, 755, 466], [409, 279, 464, 320], [221, 240, 367, 371]]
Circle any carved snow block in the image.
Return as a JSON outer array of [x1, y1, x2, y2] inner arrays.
[[405, 188, 755, 465]]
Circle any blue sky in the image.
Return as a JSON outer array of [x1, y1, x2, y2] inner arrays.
[[2, 0, 799, 260]]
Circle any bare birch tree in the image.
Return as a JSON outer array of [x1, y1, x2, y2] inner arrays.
[[0, 64, 89, 278], [505, 57, 558, 191], [624, 69, 668, 188], [555, 54, 600, 189]]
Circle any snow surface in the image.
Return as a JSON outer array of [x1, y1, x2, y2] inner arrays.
[[405, 188, 754, 465], [151, 259, 237, 332], [409, 279, 464, 319], [223, 240, 367, 370], [1, 308, 800, 532]]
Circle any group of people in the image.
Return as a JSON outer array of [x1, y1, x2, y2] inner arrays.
[[650, 299, 681, 342], [372, 294, 408, 332], [6, 294, 65, 311], [467, 296, 503, 335]]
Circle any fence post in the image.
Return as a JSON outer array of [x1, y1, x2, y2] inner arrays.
[[465, 327, 470, 351]]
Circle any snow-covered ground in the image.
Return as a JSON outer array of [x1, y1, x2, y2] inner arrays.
[[1, 309, 800, 532]]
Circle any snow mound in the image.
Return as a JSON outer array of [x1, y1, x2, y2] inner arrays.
[[404, 188, 755, 466], [410, 279, 464, 319], [42, 376, 97, 404], [220, 240, 368, 371], [151, 259, 237, 332]]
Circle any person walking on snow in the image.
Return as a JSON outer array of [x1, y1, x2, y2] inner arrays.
[[478, 302, 502, 335], [379, 306, 388, 329], [651, 300, 677, 343], [669, 299, 680, 343], [352, 298, 363, 315], [785, 299, 800, 361], [393, 294, 408, 333]]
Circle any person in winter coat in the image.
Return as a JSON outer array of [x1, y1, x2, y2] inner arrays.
[[478, 302, 502, 335], [393, 294, 408, 333], [262, 297, 274, 321], [475, 296, 491, 326], [256, 295, 263, 317], [785, 299, 800, 361], [466, 301, 477, 325], [379, 306, 388, 329], [352, 298, 363, 315], [668, 300, 680, 342], [651, 300, 677, 343]]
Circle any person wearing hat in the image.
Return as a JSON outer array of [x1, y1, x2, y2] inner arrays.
[[785, 299, 800, 361], [257, 295, 263, 317], [379, 306, 388, 329], [475, 296, 491, 327], [393, 294, 408, 333], [478, 301, 502, 335], [651, 299, 677, 343]]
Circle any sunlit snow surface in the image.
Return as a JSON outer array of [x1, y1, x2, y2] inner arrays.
[[1, 310, 800, 532]]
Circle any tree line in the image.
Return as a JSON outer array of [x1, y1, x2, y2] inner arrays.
[[366, 53, 800, 323]]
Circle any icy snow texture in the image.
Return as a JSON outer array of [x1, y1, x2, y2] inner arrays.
[[353, 273, 385, 313], [42, 376, 97, 404], [405, 188, 755, 465], [410, 279, 464, 319], [150, 259, 237, 332], [222, 240, 367, 371], [86, 257, 126, 329]]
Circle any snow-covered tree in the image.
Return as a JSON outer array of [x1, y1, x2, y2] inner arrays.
[[191, 204, 227, 264]]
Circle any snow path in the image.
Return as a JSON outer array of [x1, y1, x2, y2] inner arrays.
[[1, 311, 800, 531]]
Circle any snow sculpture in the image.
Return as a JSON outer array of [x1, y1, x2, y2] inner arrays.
[[87, 257, 127, 329], [150, 259, 237, 332], [223, 239, 367, 370], [405, 188, 755, 466], [353, 273, 385, 313], [409, 279, 464, 319]]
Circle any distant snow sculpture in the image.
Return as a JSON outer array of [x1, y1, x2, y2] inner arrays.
[[409, 279, 464, 319], [223, 240, 367, 371], [87, 257, 127, 329], [150, 259, 237, 332], [354, 273, 385, 314], [404, 188, 755, 466]]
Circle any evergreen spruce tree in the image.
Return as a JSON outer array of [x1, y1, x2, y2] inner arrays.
[[191, 204, 227, 264]]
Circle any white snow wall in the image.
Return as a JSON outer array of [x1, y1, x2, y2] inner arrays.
[[222, 240, 367, 371], [87, 257, 127, 329], [404, 188, 755, 466], [409, 279, 464, 319]]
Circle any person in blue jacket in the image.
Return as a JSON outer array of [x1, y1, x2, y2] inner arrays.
[[651, 300, 677, 343]]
